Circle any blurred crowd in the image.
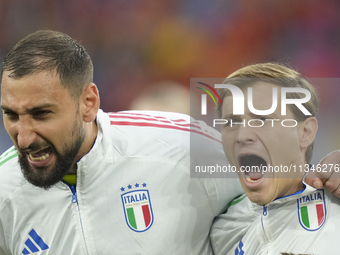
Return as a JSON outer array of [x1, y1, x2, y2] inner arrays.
[[0, 0, 339, 160]]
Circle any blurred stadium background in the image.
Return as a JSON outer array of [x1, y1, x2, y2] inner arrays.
[[0, 0, 339, 163]]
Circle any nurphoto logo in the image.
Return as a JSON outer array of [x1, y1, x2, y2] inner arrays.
[[196, 82, 312, 128], [196, 82, 222, 115], [214, 84, 311, 116]]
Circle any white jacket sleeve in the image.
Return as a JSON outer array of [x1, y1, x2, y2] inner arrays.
[[0, 219, 10, 255]]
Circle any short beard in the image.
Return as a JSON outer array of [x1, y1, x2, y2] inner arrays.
[[18, 120, 85, 190]]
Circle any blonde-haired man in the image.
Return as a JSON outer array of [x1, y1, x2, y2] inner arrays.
[[211, 63, 340, 254]]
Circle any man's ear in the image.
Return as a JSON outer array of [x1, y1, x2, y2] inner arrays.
[[299, 117, 318, 149], [80, 83, 100, 122]]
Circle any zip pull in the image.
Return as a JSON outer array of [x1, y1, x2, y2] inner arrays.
[[72, 193, 78, 203], [263, 205, 268, 216], [70, 185, 78, 203]]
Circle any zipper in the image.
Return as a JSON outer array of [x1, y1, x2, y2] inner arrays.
[[62, 181, 90, 254], [261, 205, 270, 254], [70, 185, 78, 204], [263, 205, 267, 216]]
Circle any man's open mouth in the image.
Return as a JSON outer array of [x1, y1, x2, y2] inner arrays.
[[28, 147, 53, 162], [239, 155, 267, 183]]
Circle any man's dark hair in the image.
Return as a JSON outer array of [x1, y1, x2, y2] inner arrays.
[[1, 30, 93, 98]]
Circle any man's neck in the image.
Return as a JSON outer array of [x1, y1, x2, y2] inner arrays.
[[69, 121, 98, 175]]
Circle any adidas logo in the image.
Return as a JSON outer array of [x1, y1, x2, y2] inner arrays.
[[22, 229, 49, 254], [235, 239, 244, 255]]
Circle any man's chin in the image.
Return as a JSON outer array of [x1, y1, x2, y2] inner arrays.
[[245, 188, 275, 205], [22, 168, 64, 190], [19, 157, 68, 190]]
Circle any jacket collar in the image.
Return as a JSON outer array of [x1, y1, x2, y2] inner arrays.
[[54, 110, 111, 189], [251, 182, 319, 210]]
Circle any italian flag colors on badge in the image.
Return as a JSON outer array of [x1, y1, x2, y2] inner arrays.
[[121, 189, 154, 232], [297, 189, 326, 231], [126, 203, 151, 230]]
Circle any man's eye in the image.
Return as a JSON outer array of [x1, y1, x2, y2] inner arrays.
[[33, 111, 51, 117], [257, 116, 271, 121], [4, 111, 18, 119], [224, 119, 239, 128], [224, 120, 231, 127]]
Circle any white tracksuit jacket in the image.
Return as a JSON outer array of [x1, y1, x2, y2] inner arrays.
[[211, 183, 340, 255], [0, 110, 242, 255]]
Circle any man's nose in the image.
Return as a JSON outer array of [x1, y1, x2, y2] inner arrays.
[[235, 121, 258, 145], [16, 116, 37, 150]]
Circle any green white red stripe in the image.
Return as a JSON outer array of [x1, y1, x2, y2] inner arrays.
[[126, 204, 151, 230], [298, 190, 326, 231], [121, 189, 154, 232], [300, 203, 324, 228]]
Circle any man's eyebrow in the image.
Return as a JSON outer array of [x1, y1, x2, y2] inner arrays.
[[1, 104, 55, 113], [0, 105, 16, 112]]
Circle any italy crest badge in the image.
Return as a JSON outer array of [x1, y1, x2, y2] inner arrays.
[[297, 189, 326, 231], [121, 183, 154, 232]]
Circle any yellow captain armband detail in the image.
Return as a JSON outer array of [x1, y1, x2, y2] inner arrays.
[[63, 174, 77, 185]]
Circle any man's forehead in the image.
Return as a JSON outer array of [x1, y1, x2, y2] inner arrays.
[[1, 70, 63, 91], [0, 70, 73, 110]]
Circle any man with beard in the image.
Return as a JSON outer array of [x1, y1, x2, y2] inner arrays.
[[210, 63, 340, 254], [0, 31, 338, 255], [0, 29, 245, 255], [17, 109, 85, 189]]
